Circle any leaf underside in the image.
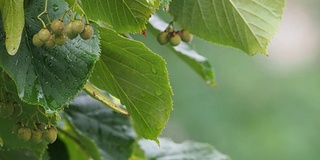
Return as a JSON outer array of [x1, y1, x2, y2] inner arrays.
[[169, 0, 285, 55]]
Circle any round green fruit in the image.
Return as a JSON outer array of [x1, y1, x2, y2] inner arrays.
[[157, 31, 169, 45], [18, 127, 32, 142], [54, 33, 67, 46], [180, 29, 193, 42], [50, 19, 64, 34], [32, 33, 44, 47], [13, 122, 23, 133], [72, 20, 85, 34], [169, 33, 181, 46], [36, 122, 46, 131], [45, 34, 56, 49], [65, 22, 78, 39], [31, 129, 43, 143], [38, 28, 51, 42], [80, 24, 94, 40], [43, 125, 57, 143]]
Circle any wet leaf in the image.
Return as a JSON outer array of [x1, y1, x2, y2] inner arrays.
[[0, 0, 100, 112], [90, 27, 172, 143]]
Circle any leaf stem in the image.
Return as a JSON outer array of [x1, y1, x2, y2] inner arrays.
[[37, 0, 49, 28], [75, 3, 90, 24], [83, 82, 129, 116]]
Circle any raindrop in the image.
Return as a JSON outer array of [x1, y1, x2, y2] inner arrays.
[[73, 80, 78, 85], [151, 66, 157, 74], [155, 89, 163, 96], [156, 123, 162, 130], [53, 6, 59, 12]]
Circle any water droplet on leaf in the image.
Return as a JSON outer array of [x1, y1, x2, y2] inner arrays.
[[155, 89, 163, 96], [151, 66, 157, 74]]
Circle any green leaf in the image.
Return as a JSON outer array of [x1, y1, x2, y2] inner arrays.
[[0, 0, 25, 55], [169, 0, 285, 56], [0, 149, 44, 160], [90, 27, 172, 143], [160, 0, 171, 7], [0, 0, 100, 112], [137, 138, 230, 160], [65, 92, 136, 160], [58, 114, 101, 160], [147, 14, 217, 86], [81, 0, 160, 33]]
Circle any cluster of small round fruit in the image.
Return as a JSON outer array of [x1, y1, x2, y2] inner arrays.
[[0, 72, 59, 145], [14, 122, 57, 144], [157, 26, 193, 46], [0, 99, 58, 144], [32, 18, 94, 49]]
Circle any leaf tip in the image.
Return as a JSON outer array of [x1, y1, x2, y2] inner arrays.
[[6, 44, 19, 56], [263, 51, 269, 57]]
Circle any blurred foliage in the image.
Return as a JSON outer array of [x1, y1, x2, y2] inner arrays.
[[133, 1, 320, 159]]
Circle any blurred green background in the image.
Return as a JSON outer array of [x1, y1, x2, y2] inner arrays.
[[135, 1, 320, 159]]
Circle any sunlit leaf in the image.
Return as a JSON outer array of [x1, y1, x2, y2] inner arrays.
[[90, 27, 172, 143], [0, 0, 24, 55], [81, 0, 160, 33]]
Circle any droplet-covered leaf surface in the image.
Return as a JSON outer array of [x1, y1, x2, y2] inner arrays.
[[90, 27, 172, 143], [169, 0, 285, 55], [0, 0, 100, 111]]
